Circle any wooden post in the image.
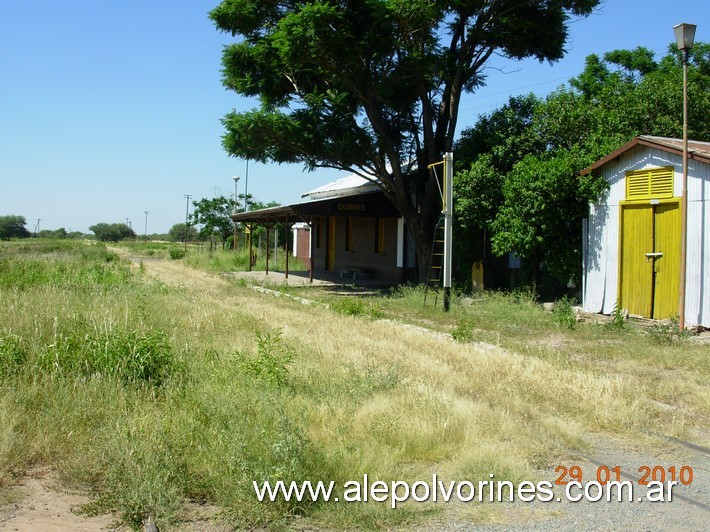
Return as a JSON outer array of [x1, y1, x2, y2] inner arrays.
[[248, 223, 253, 271], [265, 224, 270, 275], [309, 218, 314, 283], [285, 219, 291, 280]]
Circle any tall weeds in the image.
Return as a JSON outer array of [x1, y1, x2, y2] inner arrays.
[[0, 240, 707, 530]]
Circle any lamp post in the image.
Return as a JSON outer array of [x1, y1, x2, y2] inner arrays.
[[244, 159, 250, 213], [674, 22, 696, 330], [232, 176, 240, 251]]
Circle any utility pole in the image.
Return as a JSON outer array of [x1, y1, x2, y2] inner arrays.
[[244, 159, 250, 212], [126, 218, 132, 229], [35, 219, 41, 237], [233, 176, 240, 251], [443, 152, 453, 312], [184, 194, 192, 251], [674, 22, 696, 330], [144, 211, 149, 241]]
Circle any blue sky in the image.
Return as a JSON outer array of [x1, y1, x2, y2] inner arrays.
[[0, 1, 706, 234]]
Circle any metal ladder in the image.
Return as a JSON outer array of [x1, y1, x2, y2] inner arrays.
[[424, 216, 446, 306]]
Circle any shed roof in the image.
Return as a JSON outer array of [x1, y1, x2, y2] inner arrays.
[[581, 135, 710, 175]]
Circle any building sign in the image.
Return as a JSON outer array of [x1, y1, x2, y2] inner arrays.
[[336, 202, 367, 213]]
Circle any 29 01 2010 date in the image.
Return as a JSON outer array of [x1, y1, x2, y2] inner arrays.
[[555, 465, 694, 486]]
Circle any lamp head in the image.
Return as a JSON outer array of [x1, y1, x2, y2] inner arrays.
[[674, 23, 697, 51]]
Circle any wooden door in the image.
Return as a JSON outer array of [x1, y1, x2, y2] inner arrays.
[[620, 204, 653, 317], [652, 204, 680, 319], [619, 202, 680, 319]]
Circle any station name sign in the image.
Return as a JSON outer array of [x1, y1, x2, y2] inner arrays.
[[336, 202, 368, 213]]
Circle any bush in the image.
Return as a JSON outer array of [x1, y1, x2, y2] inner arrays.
[[169, 248, 187, 260], [331, 298, 383, 319], [239, 330, 293, 388], [607, 301, 627, 331], [552, 296, 576, 330], [451, 317, 475, 342]]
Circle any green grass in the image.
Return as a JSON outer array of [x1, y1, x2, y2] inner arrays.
[[181, 246, 307, 274], [0, 240, 708, 530]]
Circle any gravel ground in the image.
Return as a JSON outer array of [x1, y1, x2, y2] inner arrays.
[[417, 433, 709, 531]]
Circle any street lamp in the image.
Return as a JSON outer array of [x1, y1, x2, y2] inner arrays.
[[232, 176, 240, 251], [674, 22, 696, 330], [232, 176, 240, 213], [244, 159, 250, 213]]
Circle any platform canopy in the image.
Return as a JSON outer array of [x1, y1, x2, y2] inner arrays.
[[229, 181, 400, 281], [230, 189, 400, 224]]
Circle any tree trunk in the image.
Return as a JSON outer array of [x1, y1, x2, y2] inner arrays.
[[399, 208, 437, 285]]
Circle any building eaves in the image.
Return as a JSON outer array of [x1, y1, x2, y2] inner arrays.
[[580, 136, 710, 175]]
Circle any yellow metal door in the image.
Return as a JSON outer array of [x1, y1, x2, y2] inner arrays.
[[326, 217, 336, 272], [652, 203, 680, 319], [620, 205, 653, 317]]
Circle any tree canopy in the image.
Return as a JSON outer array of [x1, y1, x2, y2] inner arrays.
[[168, 223, 199, 243], [189, 195, 280, 243], [89, 223, 136, 242], [190, 196, 237, 243], [0, 215, 31, 240], [210, 0, 600, 278], [454, 42, 710, 294]]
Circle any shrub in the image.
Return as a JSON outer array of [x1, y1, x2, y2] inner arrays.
[[552, 296, 576, 330], [331, 298, 383, 319], [607, 301, 627, 331], [239, 330, 293, 387], [169, 248, 187, 260], [451, 317, 475, 342]]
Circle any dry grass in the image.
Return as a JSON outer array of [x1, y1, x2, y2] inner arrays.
[[1, 240, 708, 530]]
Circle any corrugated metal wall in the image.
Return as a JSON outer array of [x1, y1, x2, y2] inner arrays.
[[583, 145, 709, 327]]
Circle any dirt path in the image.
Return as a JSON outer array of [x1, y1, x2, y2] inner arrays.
[[0, 470, 121, 531], [3, 253, 708, 530]]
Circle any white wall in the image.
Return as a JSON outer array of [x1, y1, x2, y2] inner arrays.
[[583, 145, 710, 326]]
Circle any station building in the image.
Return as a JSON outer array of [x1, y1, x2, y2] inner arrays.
[[231, 173, 416, 284]]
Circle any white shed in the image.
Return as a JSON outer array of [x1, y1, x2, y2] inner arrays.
[[582, 136, 710, 327]]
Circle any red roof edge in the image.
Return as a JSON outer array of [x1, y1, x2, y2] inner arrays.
[[580, 136, 710, 176]]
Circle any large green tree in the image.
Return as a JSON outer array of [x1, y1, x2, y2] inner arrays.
[[89, 223, 136, 242], [190, 195, 280, 244], [168, 223, 199, 243], [0, 215, 31, 240], [210, 0, 600, 279], [454, 43, 710, 293], [190, 196, 237, 243]]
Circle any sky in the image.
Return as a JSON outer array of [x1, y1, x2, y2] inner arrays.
[[0, 1, 707, 235]]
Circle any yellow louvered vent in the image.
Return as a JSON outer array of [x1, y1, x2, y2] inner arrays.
[[626, 167, 674, 200]]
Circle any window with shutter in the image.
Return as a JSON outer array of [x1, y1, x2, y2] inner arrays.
[[626, 167, 674, 200]]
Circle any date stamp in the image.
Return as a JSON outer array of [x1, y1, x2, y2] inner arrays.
[[554, 465, 694, 486]]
